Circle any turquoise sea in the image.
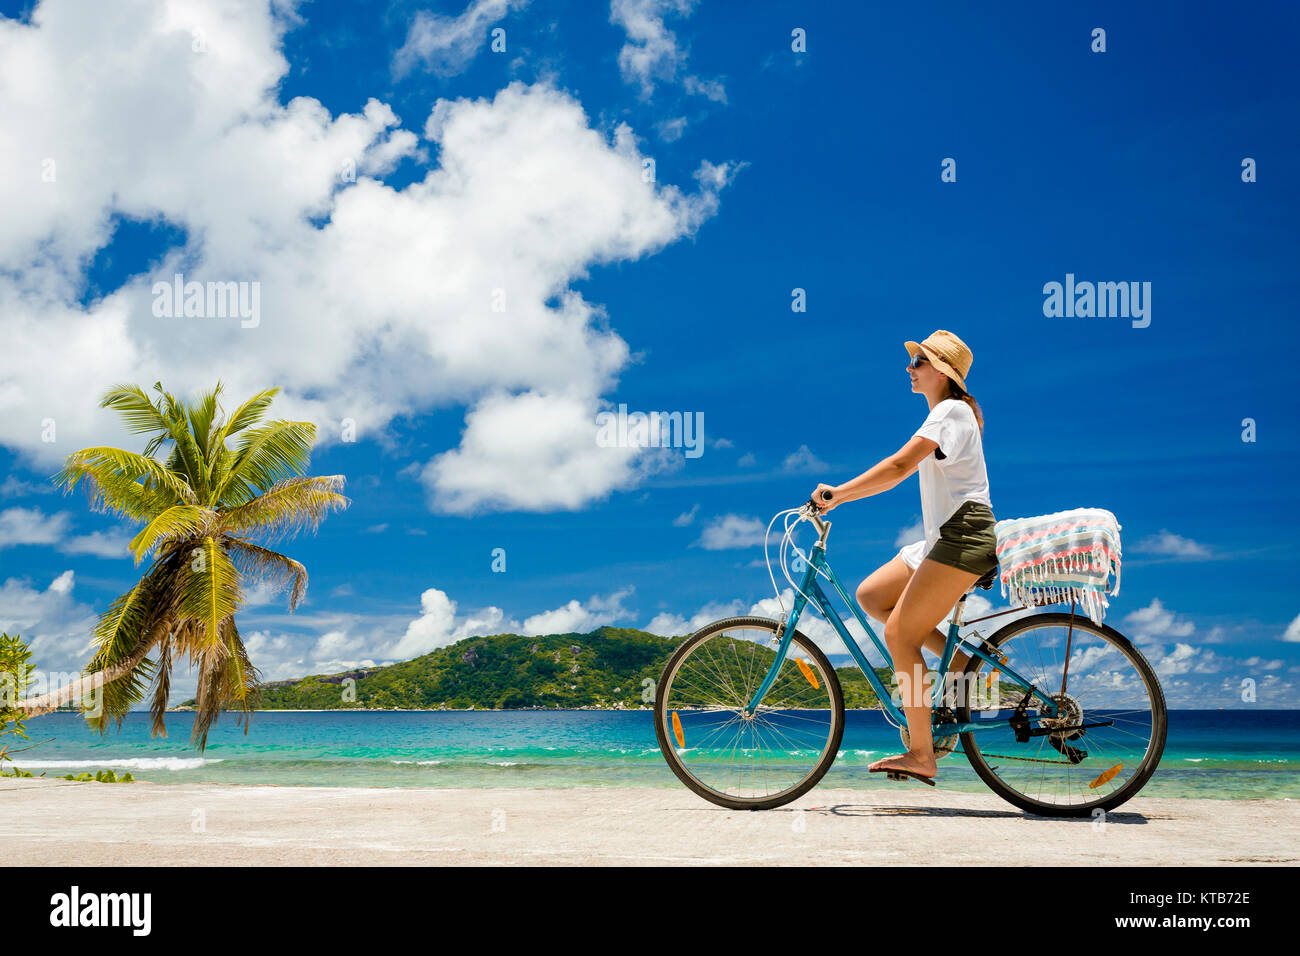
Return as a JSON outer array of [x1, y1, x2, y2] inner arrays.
[[13, 709, 1300, 800]]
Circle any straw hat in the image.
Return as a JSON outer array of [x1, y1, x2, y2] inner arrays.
[[905, 329, 973, 391]]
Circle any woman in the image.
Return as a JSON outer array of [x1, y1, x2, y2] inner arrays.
[[811, 329, 997, 785]]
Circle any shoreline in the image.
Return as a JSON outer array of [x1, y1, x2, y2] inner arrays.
[[4, 777, 1295, 866]]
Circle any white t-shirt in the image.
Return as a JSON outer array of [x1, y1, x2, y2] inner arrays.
[[896, 398, 993, 570]]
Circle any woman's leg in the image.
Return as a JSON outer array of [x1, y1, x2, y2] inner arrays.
[[857, 558, 969, 672], [869, 558, 981, 778]]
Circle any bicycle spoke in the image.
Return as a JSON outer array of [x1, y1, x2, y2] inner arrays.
[[661, 624, 840, 803], [962, 618, 1163, 811]]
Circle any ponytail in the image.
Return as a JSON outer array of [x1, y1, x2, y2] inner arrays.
[[945, 379, 984, 435]]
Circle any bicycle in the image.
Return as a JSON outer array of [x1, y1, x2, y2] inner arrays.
[[654, 492, 1167, 817]]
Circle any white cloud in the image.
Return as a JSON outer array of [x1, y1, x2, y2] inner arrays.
[[682, 74, 726, 103], [58, 531, 132, 559], [421, 391, 661, 513], [610, 0, 724, 102], [1122, 598, 1196, 641], [0, 507, 68, 549], [894, 517, 924, 548], [0, 570, 98, 672], [0, 4, 737, 517], [522, 587, 635, 636], [781, 444, 827, 472], [672, 503, 699, 526], [695, 513, 765, 550], [0, 507, 128, 558], [1149, 642, 1229, 677], [656, 116, 687, 142], [0, 476, 55, 498], [645, 598, 746, 637], [392, 0, 525, 79], [1283, 613, 1300, 643], [1135, 530, 1211, 559], [390, 587, 516, 660]]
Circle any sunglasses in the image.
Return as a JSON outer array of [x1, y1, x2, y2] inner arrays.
[[908, 353, 930, 370]]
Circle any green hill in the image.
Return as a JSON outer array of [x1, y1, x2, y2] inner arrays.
[[219, 626, 893, 711]]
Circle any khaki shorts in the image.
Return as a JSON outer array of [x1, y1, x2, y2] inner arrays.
[[925, 500, 998, 575]]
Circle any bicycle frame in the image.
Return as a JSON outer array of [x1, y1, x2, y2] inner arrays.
[[742, 530, 1061, 735]]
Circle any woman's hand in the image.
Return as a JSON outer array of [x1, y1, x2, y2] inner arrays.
[[811, 483, 841, 513]]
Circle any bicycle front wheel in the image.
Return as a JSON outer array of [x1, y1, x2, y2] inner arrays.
[[956, 611, 1167, 817], [655, 616, 845, 810]]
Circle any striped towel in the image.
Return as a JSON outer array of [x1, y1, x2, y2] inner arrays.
[[993, 508, 1122, 625]]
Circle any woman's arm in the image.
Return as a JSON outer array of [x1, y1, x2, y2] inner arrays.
[[812, 436, 936, 512]]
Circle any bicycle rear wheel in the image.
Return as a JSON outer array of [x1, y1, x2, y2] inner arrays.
[[956, 611, 1167, 817], [655, 616, 845, 810]]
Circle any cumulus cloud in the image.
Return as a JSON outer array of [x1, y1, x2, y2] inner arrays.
[[0, 477, 55, 498], [0, 507, 66, 549], [522, 587, 635, 635], [0, 1, 738, 516], [390, 587, 516, 660], [1122, 598, 1196, 642], [781, 444, 827, 472], [1135, 530, 1212, 559], [644, 598, 746, 637], [1283, 612, 1300, 643], [392, 0, 525, 78], [0, 570, 98, 673], [610, 0, 724, 102], [695, 513, 765, 550], [0, 507, 130, 559]]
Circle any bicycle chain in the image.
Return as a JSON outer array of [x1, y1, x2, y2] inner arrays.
[[951, 749, 1074, 765]]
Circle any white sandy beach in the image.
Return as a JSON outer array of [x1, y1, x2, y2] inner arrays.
[[3, 777, 1297, 866]]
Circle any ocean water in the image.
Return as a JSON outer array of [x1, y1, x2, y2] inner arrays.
[[12, 709, 1300, 800]]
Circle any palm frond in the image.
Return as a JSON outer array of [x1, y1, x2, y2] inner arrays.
[[189, 632, 229, 749], [55, 447, 197, 509], [128, 505, 215, 565], [217, 387, 279, 440], [175, 537, 243, 650], [83, 615, 166, 735], [220, 475, 349, 542], [226, 539, 309, 611], [145, 634, 172, 739], [216, 420, 317, 506], [156, 385, 212, 501], [100, 383, 168, 436], [186, 382, 224, 456], [53, 462, 174, 523]]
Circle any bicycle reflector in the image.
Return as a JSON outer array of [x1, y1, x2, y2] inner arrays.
[[796, 657, 820, 689], [671, 710, 685, 748], [1089, 764, 1123, 789]]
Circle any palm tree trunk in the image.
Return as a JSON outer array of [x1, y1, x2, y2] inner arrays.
[[16, 645, 152, 718]]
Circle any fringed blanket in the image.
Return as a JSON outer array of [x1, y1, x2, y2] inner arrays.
[[993, 508, 1122, 625]]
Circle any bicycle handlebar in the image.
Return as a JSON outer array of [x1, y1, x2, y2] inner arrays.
[[799, 489, 833, 537]]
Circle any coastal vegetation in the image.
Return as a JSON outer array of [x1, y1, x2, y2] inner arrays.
[[244, 626, 895, 711], [1, 632, 35, 776]]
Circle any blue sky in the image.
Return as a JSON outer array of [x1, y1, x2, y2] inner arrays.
[[1, 0, 1297, 708]]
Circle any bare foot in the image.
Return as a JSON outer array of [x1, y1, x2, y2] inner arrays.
[[868, 750, 938, 778]]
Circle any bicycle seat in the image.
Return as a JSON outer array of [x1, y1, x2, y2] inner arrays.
[[972, 564, 998, 591]]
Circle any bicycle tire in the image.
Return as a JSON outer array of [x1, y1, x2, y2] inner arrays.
[[957, 611, 1168, 818], [655, 616, 845, 811]]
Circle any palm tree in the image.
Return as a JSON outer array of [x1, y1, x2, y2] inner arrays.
[[17, 382, 348, 749]]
